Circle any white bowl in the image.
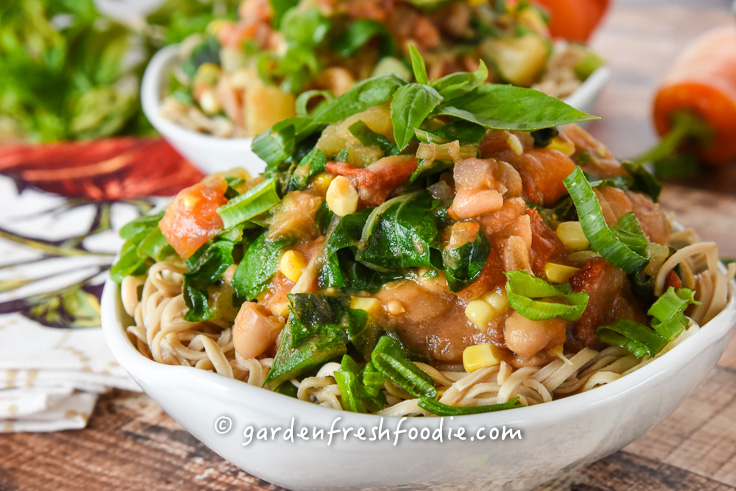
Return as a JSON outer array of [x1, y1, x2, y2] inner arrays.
[[563, 66, 611, 116], [142, 45, 610, 176], [102, 274, 735, 490], [141, 45, 262, 175]]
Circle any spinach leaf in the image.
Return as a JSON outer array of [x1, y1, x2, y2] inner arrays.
[[265, 321, 347, 388], [181, 36, 220, 78], [348, 120, 398, 155], [320, 210, 403, 292], [182, 240, 235, 322], [358, 192, 442, 270], [390, 83, 443, 150], [334, 19, 396, 58], [419, 397, 524, 416], [289, 149, 327, 191], [622, 161, 662, 202], [334, 355, 386, 413], [312, 74, 405, 125], [435, 84, 598, 130], [443, 227, 490, 292], [371, 336, 436, 399], [232, 232, 296, 302], [286, 293, 352, 345]]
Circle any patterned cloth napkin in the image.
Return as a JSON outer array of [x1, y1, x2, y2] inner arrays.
[[0, 138, 202, 432]]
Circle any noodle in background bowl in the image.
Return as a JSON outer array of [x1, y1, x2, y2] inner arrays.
[[101, 268, 735, 489], [141, 45, 611, 177]]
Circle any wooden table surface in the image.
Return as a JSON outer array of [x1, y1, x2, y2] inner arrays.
[[2, 1, 736, 490]]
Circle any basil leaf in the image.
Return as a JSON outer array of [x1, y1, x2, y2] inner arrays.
[[289, 149, 326, 191], [409, 45, 428, 85], [390, 83, 443, 150], [443, 228, 490, 292], [232, 232, 297, 302], [435, 84, 598, 130], [334, 19, 396, 58], [269, 0, 299, 29], [182, 240, 235, 322], [419, 397, 524, 416], [312, 74, 405, 125], [217, 178, 281, 229], [430, 60, 488, 101]]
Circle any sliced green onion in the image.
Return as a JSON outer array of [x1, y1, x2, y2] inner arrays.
[[596, 319, 668, 359], [290, 149, 326, 191], [648, 287, 700, 340], [334, 355, 385, 413], [419, 397, 524, 416], [371, 336, 436, 399], [295, 90, 333, 117], [504, 271, 588, 321], [251, 119, 296, 167], [217, 178, 281, 229], [563, 167, 650, 274]]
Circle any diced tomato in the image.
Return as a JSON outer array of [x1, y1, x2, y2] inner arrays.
[[664, 270, 683, 290], [513, 147, 576, 206], [159, 176, 229, 259], [326, 155, 418, 207]]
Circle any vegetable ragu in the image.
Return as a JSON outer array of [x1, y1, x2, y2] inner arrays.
[[115, 51, 735, 417], [161, 0, 605, 138]]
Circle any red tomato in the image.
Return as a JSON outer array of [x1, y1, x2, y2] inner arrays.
[[159, 177, 229, 259]]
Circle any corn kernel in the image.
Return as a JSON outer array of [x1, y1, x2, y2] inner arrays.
[[555, 221, 590, 251], [481, 291, 508, 313], [312, 172, 334, 194], [545, 262, 580, 284], [463, 343, 503, 372], [350, 296, 381, 316], [326, 176, 358, 217], [193, 63, 221, 87], [280, 250, 308, 283], [465, 300, 495, 331], [548, 137, 575, 156], [506, 132, 524, 156], [199, 88, 221, 116]]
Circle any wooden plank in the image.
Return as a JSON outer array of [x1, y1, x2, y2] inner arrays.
[[541, 450, 734, 490]]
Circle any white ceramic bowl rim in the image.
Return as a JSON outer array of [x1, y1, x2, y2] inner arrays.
[[141, 44, 611, 147], [103, 275, 736, 428]]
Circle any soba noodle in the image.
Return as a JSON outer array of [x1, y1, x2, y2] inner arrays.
[[121, 235, 734, 416]]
